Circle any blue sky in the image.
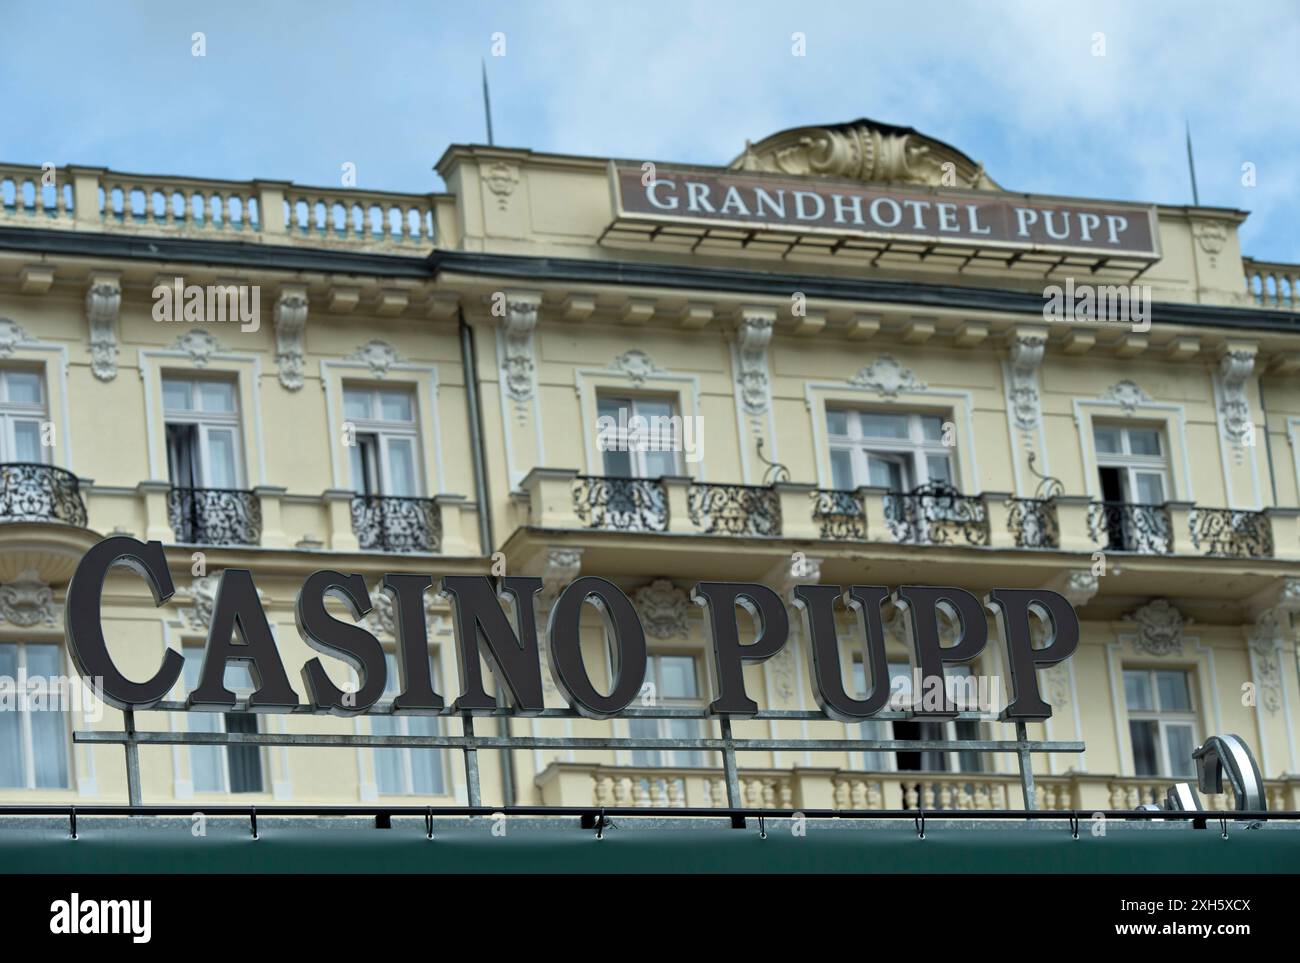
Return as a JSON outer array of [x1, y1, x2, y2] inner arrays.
[[4, 0, 1297, 261]]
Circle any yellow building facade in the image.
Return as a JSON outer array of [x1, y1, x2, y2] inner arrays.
[[1, 118, 1299, 814]]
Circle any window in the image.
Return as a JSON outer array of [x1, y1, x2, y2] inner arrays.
[[826, 408, 952, 492], [1094, 423, 1168, 506], [0, 368, 48, 463], [630, 654, 706, 768], [181, 647, 263, 794], [852, 660, 983, 773], [163, 377, 243, 490], [597, 394, 680, 478], [1124, 668, 1197, 778], [0, 642, 70, 788], [344, 386, 422, 497], [371, 652, 446, 796]]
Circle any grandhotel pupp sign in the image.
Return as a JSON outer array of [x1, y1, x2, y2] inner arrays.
[[63, 537, 1079, 723], [611, 163, 1161, 259]]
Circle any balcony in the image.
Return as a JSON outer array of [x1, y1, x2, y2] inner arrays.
[[0, 463, 87, 528], [0, 463, 96, 584], [572, 476, 667, 533], [884, 482, 989, 547], [168, 487, 262, 546], [1088, 501, 1171, 554], [514, 468, 1300, 599], [350, 494, 442, 553]]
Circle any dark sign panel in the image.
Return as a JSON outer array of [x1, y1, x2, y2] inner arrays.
[[612, 163, 1161, 259]]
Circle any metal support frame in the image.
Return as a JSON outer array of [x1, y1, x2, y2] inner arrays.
[[84, 702, 1083, 813]]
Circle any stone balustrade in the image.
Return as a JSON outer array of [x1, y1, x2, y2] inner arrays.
[[538, 761, 1300, 813], [1245, 258, 1300, 310], [0, 163, 441, 252]]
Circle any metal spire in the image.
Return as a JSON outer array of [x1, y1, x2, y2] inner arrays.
[[1185, 119, 1200, 206], [481, 59, 495, 146]]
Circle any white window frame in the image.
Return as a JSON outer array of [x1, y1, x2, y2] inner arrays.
[[630, 652, 710, 769], [343, 384, 424, 497], [0, 368, 49, 464], [371, 650, 448, 797], [1123, 667, 1198, 779], [181, 645, 265, 795], [826, 408, 953, 492], [162, 376, 246, 489], [0, 641, 72, 789], [596, 392, 684, 479], [853, 660, 984, 774], [1093, 422, 1170, 505]]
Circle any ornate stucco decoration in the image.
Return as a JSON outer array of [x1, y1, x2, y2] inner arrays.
[[1008, 333, 1047, 433], [345, 339, 400, 378], [1192, 220, 1228, 268], [848, 355, 926, 398], [178, 574, 220, 632], [735, 308, 775, 416], [364, 580, 443, 638], [532, 547, 584, 697], [1042, 663, 1072, 708], [484, 162, 519, 211], [1100, 380, 1153, 414], [0, 317, 37, 358], [765, 555, 822, 704], [1247, 578, 1300, 715], [607, 349, 663, 387], [274, 286, 308, 391], [500, 296, 540, 405], [1050, 570, 1100, 609], [178, 572, 265, 632], [0, 570, 59, 627], [731, 119, 999, 191], [172, 329, 223, 367], [1216, 349, 1257, 460], [632, 579, 691, 640], [1124, 599, 1189, 657], [86, 274, 121, 381]]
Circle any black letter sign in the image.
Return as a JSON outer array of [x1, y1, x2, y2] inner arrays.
[[64, 536, 184, 709], [693, 582, 789, 715]]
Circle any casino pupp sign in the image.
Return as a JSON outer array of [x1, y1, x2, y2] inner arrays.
[[64, 537, 1078, 722]]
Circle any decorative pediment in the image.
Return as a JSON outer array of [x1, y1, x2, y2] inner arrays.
[[1125, 599, 1189, 657], [632, 578, 690, 640], [731, 118, 998, 191]]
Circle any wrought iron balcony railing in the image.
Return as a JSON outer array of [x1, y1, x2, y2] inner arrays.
[[350, 495, 441, 552], [0, 463, 88, 527], [687, 483, 781, 536], [1189, 507, 1273, 559], [886, 482, 990, 547], [572, 476, 668, 533], [1088, 501, 1171, 554], [812, 488, 866, 540], [168, 487, 261, 546], [1006, 497, 1060, 549]]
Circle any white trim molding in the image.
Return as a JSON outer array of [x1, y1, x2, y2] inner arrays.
[[804, 362, 981, 492], [319, 345, 447, 495], [574, 351, 705, 480], [1072, 382, 1194, 501], [139, 335, 268, 485]]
